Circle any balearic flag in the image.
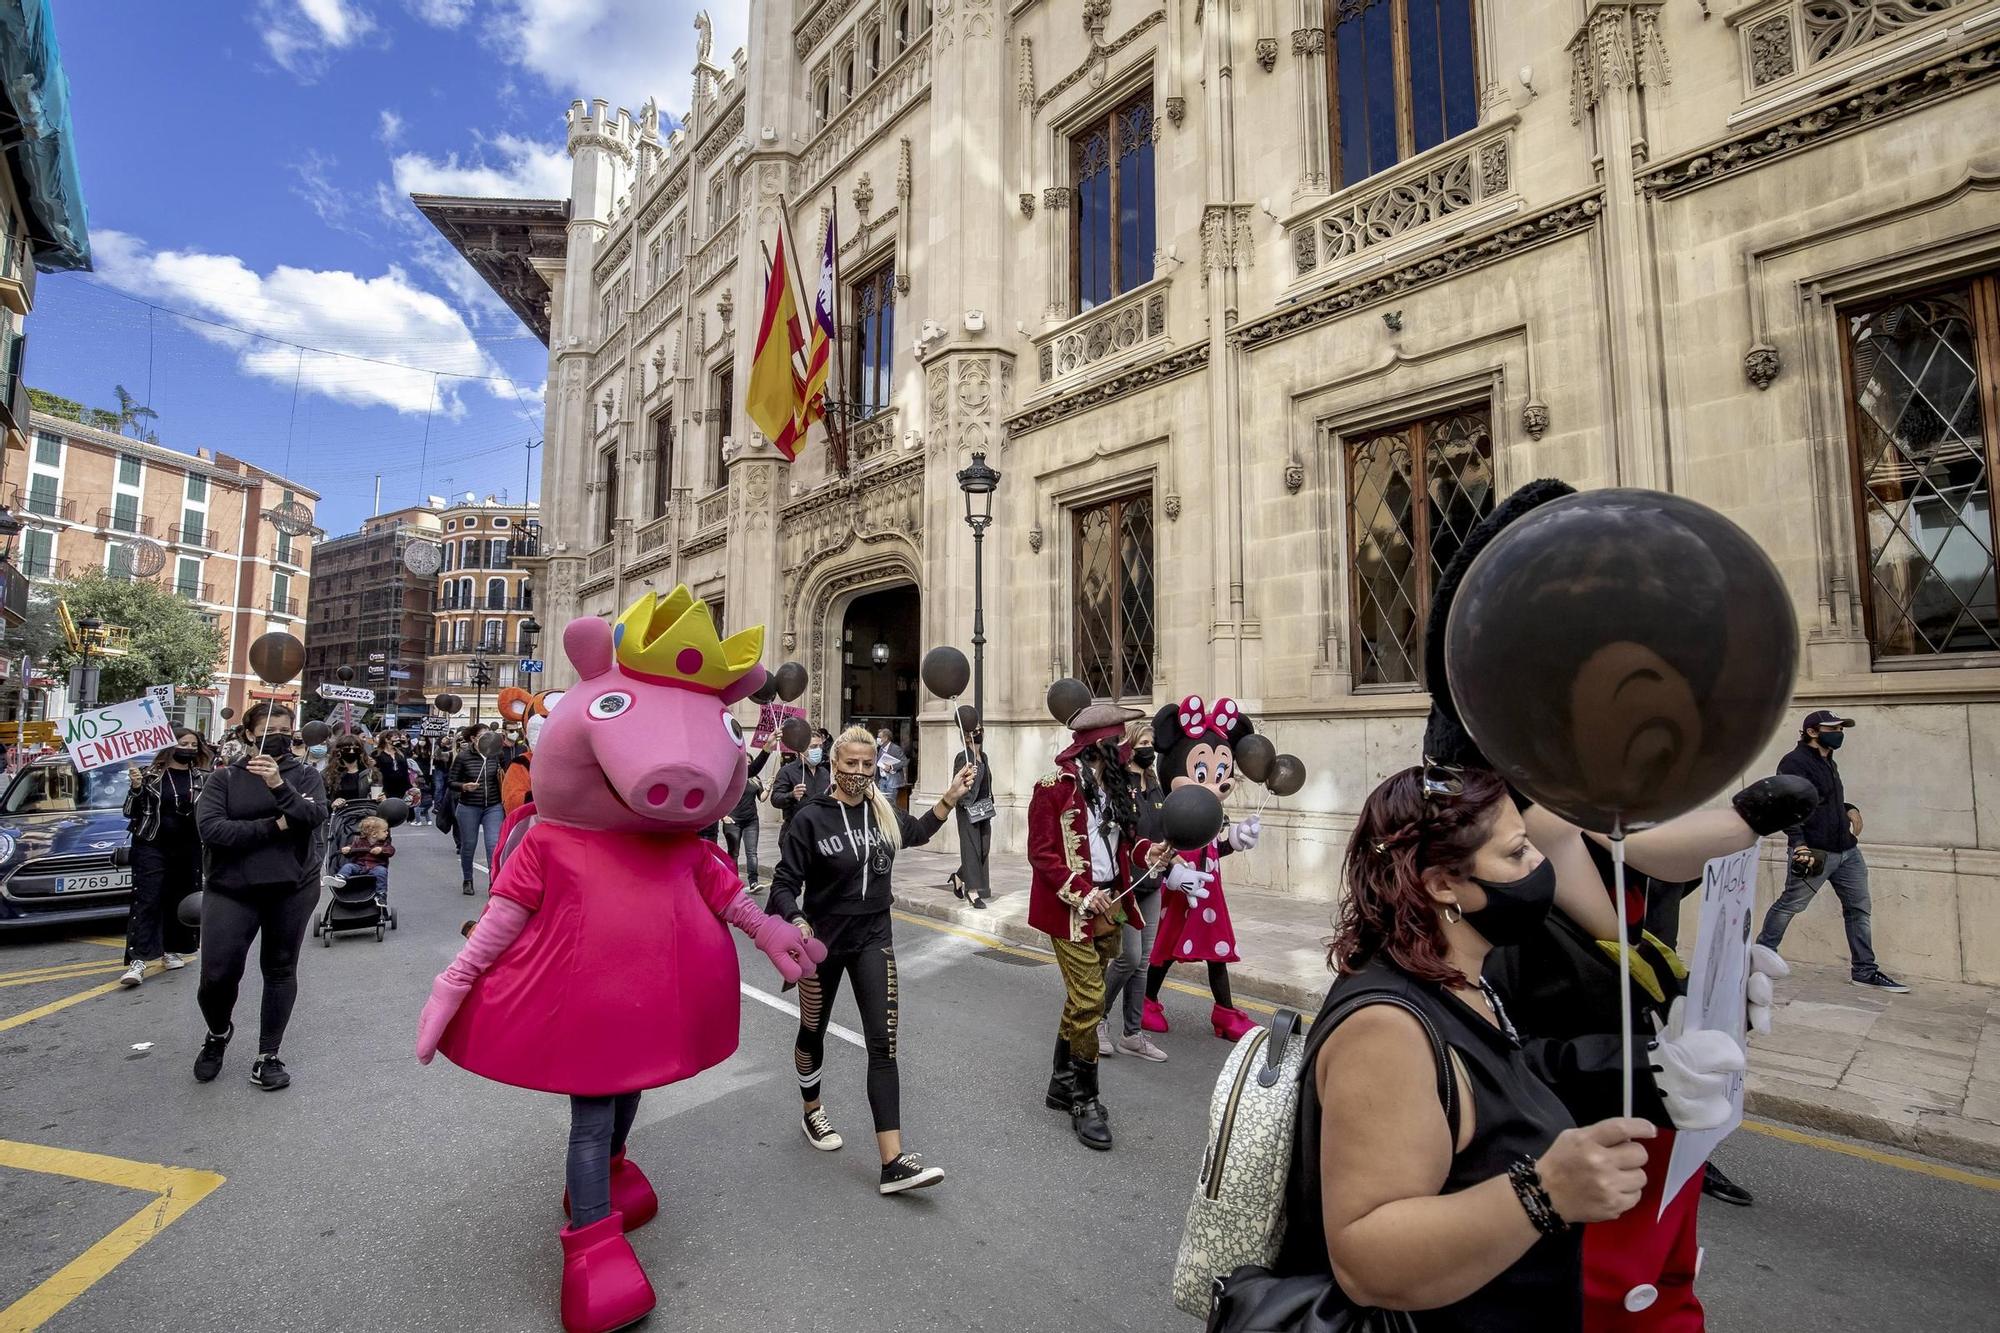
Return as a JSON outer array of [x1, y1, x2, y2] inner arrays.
[[746, 228, 808, 460], [802, 209, 837, 430]]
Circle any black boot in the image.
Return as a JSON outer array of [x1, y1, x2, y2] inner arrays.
[[1044, 1038, 1076, 1112], [1069, 1058, 1113, 1151], [1702, 1161, 1753, 1206]]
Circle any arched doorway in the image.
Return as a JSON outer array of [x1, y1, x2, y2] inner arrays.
[[840, 582, 921, 803]]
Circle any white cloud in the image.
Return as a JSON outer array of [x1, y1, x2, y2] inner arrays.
[[487, 0, 747, 113], [288, 150, 368, 237], [407, 0, 473, 27], [92, 229, 522, 419], [256, 0, 377, 79], [389, 132, 570, 200], [377, 108, 404, 147]]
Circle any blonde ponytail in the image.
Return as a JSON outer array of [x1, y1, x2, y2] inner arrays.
[[834, 724, 902, 852]]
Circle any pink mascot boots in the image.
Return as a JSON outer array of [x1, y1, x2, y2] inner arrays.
[[564, 1153, 660, 1232], [1211, 1004, 1257, 1041], [560, 1212, 657, 1333], [1142, 997, 1169, 1033]]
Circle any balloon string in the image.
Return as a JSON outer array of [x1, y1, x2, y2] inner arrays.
[[1612, 826, 1634, 1121]]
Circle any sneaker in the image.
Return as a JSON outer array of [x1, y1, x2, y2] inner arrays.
[[1853, 970, 1910, 993], [1097, 1021, 1114, 1057], [802, 1107, 843, 1151], [193, 1026, 232, 1082], [1701, 1162, 1753, 1207], [878, 1153, 944, 1195], [250, 1054, 291, 1091], [118, 960, 147, 988], [162, 952, 188, 971], [1116, 1032, 1169, 1063], [462, 878, 475, 895]]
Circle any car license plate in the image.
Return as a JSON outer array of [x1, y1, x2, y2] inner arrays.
[[55, 871, 130, 894]]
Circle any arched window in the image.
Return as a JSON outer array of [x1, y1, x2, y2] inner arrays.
[[709, 178, 730, 236], [1327, 0, 1478, 188], [519, 578, 533, 610], [814, 76, 831, 127], [483, 619, 504, 651], [464, 516, 481, 529], [840, 54, 855, 103], [464, 538, 480, 568], [863, 25, 881, 78], [486, 577, 506, 609], [453, 620, 469, 651], [893, 4, 909, 52], [456, 577, 473, 608]]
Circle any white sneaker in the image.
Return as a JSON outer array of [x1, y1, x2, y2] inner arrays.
[[162, 953, 188, 971], [1097, 1021, 1114, 1057], [118, 960, 147, 988], [1116, 1032, 1169, 1063]]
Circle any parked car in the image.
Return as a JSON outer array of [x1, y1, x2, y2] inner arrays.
[[0, 759, 134, 930]]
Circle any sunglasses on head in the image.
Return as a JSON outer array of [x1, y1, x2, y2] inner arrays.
[[1419, 757, 1465, 804]]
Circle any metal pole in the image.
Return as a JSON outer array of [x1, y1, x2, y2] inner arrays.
[[971, 523, 986, 724]]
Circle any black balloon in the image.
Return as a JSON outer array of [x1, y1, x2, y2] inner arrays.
[[300, 720, 332, 746], [1046, 677, 1091, 725], [377, 797, 411, 827], [248, 631, 305, 685], [336, 665, 355, 683], [1161, 786, 1227, 851], [434, 693, 463, 715], [177, 891, 204, 928], [920, 646, 971, 699], [220, 707, 235, 720], [955, 703, 981, 735], [476, 731, 502, 757], [1235, 734, 1277, 785], [1444, 488, 1798, 834], [1267, 754, 1307, 798], [779, 716, 813, 752], [750, 673, 780, 705], [774, 661, 809, 703]]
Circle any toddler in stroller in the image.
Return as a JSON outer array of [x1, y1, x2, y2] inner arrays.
[[317, 802, 398, 943], [338, 814, 395, 903]]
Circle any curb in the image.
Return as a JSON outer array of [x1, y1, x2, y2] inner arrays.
[[894, 891, 2000, 1176]]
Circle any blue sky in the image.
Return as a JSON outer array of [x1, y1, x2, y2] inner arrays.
[[28, 0, 746, 535]]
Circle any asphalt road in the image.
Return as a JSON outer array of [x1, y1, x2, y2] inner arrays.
[[1, 825, 1996, 1333]]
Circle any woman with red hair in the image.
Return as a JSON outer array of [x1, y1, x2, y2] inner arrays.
[[1272, 766, 1654, 1331]]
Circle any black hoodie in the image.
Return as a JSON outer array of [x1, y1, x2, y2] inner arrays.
[[769, 757, 833, 825], [196, 754, 328, 895], [767, 793, 944, 931]]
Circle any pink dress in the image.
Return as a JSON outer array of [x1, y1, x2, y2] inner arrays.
[[1149, 841, 1241, 966], [437, 822, 743, 1096]]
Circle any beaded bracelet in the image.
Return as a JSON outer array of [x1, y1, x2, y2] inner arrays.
[[1507, 1157, 1569, 1236]]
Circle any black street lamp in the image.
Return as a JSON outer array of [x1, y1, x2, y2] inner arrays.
[[521, 618, 543, 692], [469, 638, 496, 725], [955, 450, 1001, 725]]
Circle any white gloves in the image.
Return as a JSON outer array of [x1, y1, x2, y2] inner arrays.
[[1164, 861, 1215, 903], [1747, 944, 1790, 1036], [1647, 998, 1747, 1132], [1227, 816, 1262, 851]]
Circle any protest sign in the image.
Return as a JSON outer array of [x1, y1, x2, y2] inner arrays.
[[752, 702, 806, 750], [1660, 846, 1756, 1214], [62, 694, 180, 772]]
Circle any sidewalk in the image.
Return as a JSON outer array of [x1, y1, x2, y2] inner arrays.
[[887, 845, 2000, 1172]]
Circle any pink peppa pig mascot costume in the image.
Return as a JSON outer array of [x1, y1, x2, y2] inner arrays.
[[416, 586, 825, 1333]]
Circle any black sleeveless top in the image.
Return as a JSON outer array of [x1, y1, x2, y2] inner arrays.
[[1276, 958, 1583, 1332]]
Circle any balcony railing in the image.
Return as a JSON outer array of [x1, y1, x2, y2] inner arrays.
[[97, 508, 154, 536], [173, 580, 214, 603], [20, 556, 69, 580], [4, 483, 73, 522], [0, 233, 31, 315], [586, 541, 618, 577], [694, 487, 729, 531], [268, 594, 299, 617], [801, 30, 932, 192], [169, 523, 219, 549], [1033, 279, 1170, 392], [637, 270, 687, 341]]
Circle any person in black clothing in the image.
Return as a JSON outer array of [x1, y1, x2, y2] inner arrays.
[[1275, 766, 1653, 1331], [724, 734, 777, 889], [768, 725, 976, 1195], [1756, 710, 1906, 992], [192, 702, 328, 1091], [374, 734, 418, 810], [946, 722, 994, 908], [119, 729, 213, 987], [449, 732, 506, 894], [769, 728, 833, 828], [323, 736, 380, 808]]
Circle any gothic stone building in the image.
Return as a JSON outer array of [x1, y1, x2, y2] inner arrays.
[[434, 0, 2000, 987]]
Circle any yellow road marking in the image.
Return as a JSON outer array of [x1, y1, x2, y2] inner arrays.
[[0, 980, 124, 1034], [1739, 1118, 2000, 1191], [0, 964, 122, 990], [0, 959, 124, 985], [890, 909, 1282, 1016], [78, 937, 127, 950], [0, 1140, 225, 1333]]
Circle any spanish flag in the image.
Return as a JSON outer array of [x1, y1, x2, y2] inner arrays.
[[746, 228, 808, 460]]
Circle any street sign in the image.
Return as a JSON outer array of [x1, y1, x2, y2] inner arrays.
[[388, 669, 413, 681], [518, 659, 545, 675], [316, 683, 375, 704], [62, 694, 179, 772]]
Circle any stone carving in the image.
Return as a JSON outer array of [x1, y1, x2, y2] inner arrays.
[[1479, 140, 1511, 197], [1642, 34, 2000, 196], [1044, 185, 1071, 211], [794, 0, 865, 60], [854, 173, 874, 219], [1028, 525, 1043, 553], [1284, 460, 1305, 493], [1036, 10, 1167, 113], [1083, 0, 1110, 43], [1592, 8, 1635, 91], [593, 233, 634, 287], [1240, 194, 1606, 351], [1020, 192, 1036, 217], [1201, 204, 1256, 283], [717, 287, 734, 329], [1522, 398, 1550, 440], [897, 138, 911, 202], [963, 0, 993, 41], [1804, 0, 1960, 67], [1633, 4, 1671, 87], [1040, 290, 1168, 383], [695, 104, 746, 168], [1007, 343, 1210, 438], [1293, 27, 1325, 56], [1295, 136, 1508, 278], [1568, 1, 1670, 122], [1019, 37, 1035, 106], [1163, 493, 1181, 521], [1749, 13, 1798, 87], [1744, 343, 1782, 390], [1165, 96, 1186, 126], [637, 165, 690, 235], [1257, 37, 1279, 71], [927, 362, 950, 436]]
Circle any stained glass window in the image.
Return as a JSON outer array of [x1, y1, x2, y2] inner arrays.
[[850, 259, 897, 419], [1347, 404, 1493, 686], [1329, 0, 1479, 188], [1073, 492, 1156, 700], [1071, 90, 1156, 314], [1845, 278, 2000, 659]]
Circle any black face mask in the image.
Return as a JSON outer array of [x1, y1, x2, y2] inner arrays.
[[170, 747, 198, 765], [1817, 731, 1844, 751], [1132, 746, 1156, 769], [1460, 857, 1558, 947], [259, 734, 295, 759]]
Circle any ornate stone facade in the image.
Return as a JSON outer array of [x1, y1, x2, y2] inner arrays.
[[438, 0, 2000, 987]]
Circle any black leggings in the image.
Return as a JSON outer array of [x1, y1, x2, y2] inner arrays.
[[125, 838, 202, 963], [567, 1092, 641, 1227], [795, 945, 901, 1134], [1145, 960, 1234, 1011], [196, 883, 318, 1055]]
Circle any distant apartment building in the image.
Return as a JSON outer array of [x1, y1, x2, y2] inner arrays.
[[0, 1, 92, 627], [304, 502, 444, 729], [427, 498, 541, 722], [12, 409, 316, 729]]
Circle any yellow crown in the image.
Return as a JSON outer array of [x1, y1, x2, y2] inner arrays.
[[612, 586, 764, 693]]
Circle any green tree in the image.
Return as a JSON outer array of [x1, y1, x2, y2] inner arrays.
[[26, 387, 85, 422], [112, 384, 160, 442], [41, 569, 224, 706]]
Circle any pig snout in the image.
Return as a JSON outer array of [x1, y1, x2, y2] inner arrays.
[[628, 760, 724, 815]]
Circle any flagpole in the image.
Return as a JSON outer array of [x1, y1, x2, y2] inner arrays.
[[828, 186, 852, 475]]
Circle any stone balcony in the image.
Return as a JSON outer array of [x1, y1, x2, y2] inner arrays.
[[690, 222, 738, 294], [1032, 276, 1171, 396], [801, 30, 932, 192], [637, 270, 687, 341]]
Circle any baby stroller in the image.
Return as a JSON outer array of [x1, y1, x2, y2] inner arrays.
[[315, 798, 396, 945]]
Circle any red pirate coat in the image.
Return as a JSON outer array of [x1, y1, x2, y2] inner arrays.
[[1027, 760, 1143, 944]]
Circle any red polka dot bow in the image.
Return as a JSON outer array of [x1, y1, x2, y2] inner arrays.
[[1175, 695, 1240, 740]]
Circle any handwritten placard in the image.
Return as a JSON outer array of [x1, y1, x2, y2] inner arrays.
[[62, 694, 179, 772]]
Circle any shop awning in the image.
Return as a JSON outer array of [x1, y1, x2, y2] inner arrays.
[[0, 0, 90, 273]]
